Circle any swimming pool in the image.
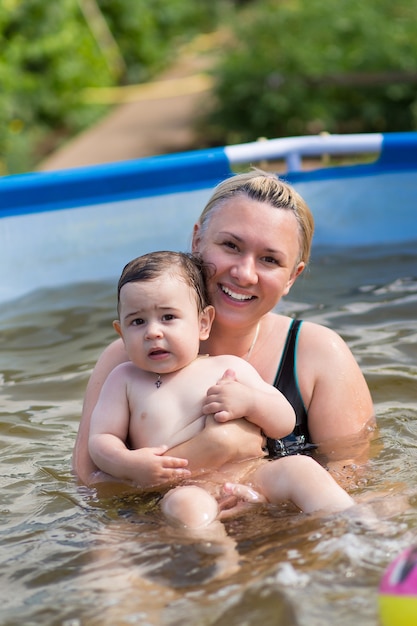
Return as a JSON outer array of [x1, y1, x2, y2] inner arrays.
[[1, 134, 417, 625]]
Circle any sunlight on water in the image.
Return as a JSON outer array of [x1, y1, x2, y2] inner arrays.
[[1, 243, 416, 626]]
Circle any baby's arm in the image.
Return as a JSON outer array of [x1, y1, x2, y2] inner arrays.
[[167, 362, 294, 473], [203, 364, 295, 440], [88, 365, 190, 487]]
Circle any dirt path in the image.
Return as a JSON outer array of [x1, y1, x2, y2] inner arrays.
[[38, 35, 218, 172]]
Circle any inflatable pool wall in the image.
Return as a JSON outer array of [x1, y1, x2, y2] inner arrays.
[[1, 132, 417, 303]]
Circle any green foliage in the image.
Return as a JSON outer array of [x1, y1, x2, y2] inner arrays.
[[205, 0, 417, 144], [4, 0, 415, 174], [98, 0, 220, 84], [0, 0, 222, 174], [0, 0, 112, 173]]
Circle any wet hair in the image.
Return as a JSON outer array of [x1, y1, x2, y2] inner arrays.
[[197, 169, 314, 266], [117, 251, 211, 317]]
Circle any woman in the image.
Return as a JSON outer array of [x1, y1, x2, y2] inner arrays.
[[73, 170, 374, 486]]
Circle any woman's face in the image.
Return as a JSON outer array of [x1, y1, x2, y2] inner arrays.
[[192, 195, 305, 328]]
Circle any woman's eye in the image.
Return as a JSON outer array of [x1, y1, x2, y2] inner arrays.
[[262, 256, 279, 265], [223, 240, 239, 251]]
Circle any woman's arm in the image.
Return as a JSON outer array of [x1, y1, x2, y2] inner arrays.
[[72, 338, 129, 484], [297, 321, 375, 461]]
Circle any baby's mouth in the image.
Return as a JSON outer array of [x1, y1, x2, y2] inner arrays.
[[149, 348, 169, 357]]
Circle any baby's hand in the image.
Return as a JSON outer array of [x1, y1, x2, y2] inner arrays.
[[203, 369, 250, 422], [131, 445, 191, 488]]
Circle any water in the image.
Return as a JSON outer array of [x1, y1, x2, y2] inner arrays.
[[1, 242, 416, 626]]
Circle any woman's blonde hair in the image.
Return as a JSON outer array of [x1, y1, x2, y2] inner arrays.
[[197, 170, 314, 265]]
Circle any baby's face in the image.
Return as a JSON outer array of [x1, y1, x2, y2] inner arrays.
[[115, 275, 205, 374]]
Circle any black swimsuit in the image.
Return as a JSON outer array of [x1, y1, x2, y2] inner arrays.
[[265, 319, 317, 458]]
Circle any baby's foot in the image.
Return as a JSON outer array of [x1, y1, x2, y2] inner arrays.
[[223, 482, 267, 504]]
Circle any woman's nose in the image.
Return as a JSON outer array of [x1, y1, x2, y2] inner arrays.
[[231, 256, 258, 284]]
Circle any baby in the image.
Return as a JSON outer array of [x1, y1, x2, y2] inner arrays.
[[89, 251, 353, 528]]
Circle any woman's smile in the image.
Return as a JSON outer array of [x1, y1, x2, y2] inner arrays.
[[219, 283, 257, 302]]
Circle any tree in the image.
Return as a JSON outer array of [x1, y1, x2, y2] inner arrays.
[[0, 0, 222, 174], [205, 0, 417, 144]]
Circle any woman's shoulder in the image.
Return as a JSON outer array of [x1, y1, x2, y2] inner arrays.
[[297, 319, 348, 347], [266, 315, 351, 366], [267, 312, 338, 337], [97, 337, 129, 366], [296, 319, 358, 372], [90, 338, 130, 385], [100, 360, 138, 389]]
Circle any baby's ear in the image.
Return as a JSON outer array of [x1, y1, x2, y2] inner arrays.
[[112, 319, 123, 338], [199, 305, 215, 340]]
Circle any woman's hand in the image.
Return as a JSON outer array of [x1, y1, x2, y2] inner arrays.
[[166, 414, 265, 473]]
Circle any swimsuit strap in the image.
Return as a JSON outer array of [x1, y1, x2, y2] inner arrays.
[[265, 319, 316, 458], [273, 319, 307, 427]]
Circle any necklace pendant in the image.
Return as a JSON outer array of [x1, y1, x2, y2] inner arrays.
[[155, 374, 162, 389]]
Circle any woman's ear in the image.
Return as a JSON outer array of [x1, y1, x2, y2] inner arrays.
[[191, 223, 201, 254], [199, 305, 215, 340], [283, 261, 305, 296]]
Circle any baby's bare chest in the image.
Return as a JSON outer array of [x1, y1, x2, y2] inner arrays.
[[127, 375, 210, 449]]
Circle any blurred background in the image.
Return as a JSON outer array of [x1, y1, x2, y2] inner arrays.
[[1, 0, 417, 175]]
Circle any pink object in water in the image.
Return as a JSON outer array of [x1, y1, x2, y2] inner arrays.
[[380, 546, 417, 596], [378, 546, 417, 626]]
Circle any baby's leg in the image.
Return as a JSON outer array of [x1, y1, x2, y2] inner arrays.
[[161, 485, 240, 578], [249, 455, 354, 513], [161, 485, 219, 529]]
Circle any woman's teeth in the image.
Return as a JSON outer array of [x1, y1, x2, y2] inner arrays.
[[221, 285, 254, 301]]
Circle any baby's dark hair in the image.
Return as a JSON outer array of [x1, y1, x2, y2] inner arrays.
[[117, 251, 211, 316]]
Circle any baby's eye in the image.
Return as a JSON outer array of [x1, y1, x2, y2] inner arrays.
[[162, 314, 175, 321], [132, 318, 145, 326]]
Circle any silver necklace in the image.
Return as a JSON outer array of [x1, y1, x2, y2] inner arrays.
[[246, 322, 260, 360], [154, 323, 260, 388]]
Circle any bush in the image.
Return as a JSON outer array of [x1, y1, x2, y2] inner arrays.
[[96, 0, 221, 84], [205, 0, 417, 144], [0, 0, 223, 174], [0, 0, 108, 173]]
